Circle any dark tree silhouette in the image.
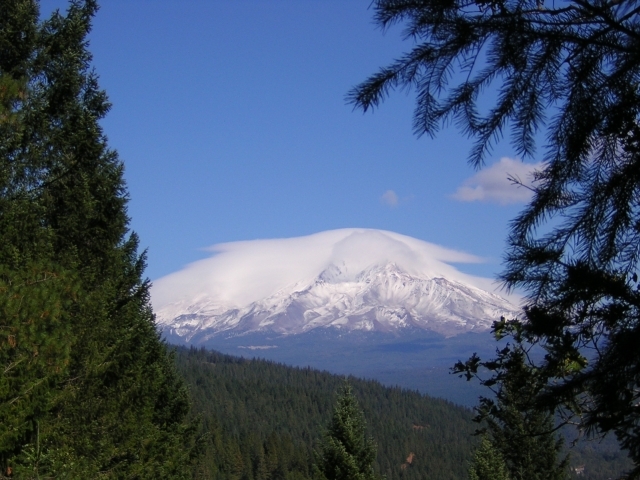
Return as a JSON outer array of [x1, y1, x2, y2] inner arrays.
[[350, 0, 640, 475]]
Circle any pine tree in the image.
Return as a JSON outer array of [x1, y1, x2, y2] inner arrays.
[[456, 325, 576, 479], [351, 0, 640, 473], [313, 383, 379, 480], [469, 436, 510, 480], [456, 338, 569, 480], [0, 1, 197, 477]]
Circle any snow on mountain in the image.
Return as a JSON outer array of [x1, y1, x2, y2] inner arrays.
[[152, 229, 521, 341]]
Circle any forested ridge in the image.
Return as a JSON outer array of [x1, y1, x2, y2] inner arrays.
[[175, 346, 631, 480], [176, 346, 477, 480]]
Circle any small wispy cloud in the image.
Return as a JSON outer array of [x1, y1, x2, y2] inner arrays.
[[451, 157, 544, 205], [381, 190, 399, 207]]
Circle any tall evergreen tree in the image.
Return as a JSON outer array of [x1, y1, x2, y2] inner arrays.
[[349, 0, 640, 474], [468, 436, 510, 480], [457, 342, 569, 480], [313, 383, 379, 480], [0, 1, 197, 477]]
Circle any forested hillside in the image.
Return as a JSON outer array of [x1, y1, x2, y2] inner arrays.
[[175, 347, 631, 479], [176, 346, 477, 480]]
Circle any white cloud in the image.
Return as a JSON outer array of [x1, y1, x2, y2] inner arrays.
[[452, 157, 545, 205], [150, 228, 506, 310], [381, 189, 399, 207]]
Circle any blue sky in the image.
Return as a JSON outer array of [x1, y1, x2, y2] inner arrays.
[[40, 1, 541, 284]]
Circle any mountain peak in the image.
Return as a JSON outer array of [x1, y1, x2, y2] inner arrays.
[[152, 228, 506, 308], [152, 230, 520, 341], [155, 258, 519, 341]]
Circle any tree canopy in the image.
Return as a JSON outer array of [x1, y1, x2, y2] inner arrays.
[[468, 436, 511, 480], [0, 1, 197, 476], [350, 0, 640, 476], [313, 383, 379, 480], [458, 343, 569, 480]]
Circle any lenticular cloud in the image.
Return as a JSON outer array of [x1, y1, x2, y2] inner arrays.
[[150, 228, 499, 310]]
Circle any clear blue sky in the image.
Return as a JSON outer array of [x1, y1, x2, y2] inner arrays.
[[40, 1, 536, 283]]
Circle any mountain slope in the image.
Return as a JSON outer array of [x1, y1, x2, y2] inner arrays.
[[157, 261, 519, 340], [177, 346, 479, 480], [177, 346, 632, 480], [152, 229, 520, 342]]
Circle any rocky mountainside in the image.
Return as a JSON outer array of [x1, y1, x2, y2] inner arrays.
[[156, 261, 519, 342]]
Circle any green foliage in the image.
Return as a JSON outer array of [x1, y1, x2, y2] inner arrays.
[[0, 265, 77, 463], [313, 383, 378, 480], [468, 436, 510, 480], [176, 347, 479, 480], [456, 345, 569, 480], [0, 0, 197, 476], [350, 0, 640, 475]]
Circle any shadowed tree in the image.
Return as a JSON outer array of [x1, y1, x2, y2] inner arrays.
[[469, 436, 510, 480], [456, 340, 569, 480], [350, 0, 640, 475]]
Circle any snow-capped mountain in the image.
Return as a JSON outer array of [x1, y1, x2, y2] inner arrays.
[[152, 229, 521, 404], [154, 230, 520, 341]]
